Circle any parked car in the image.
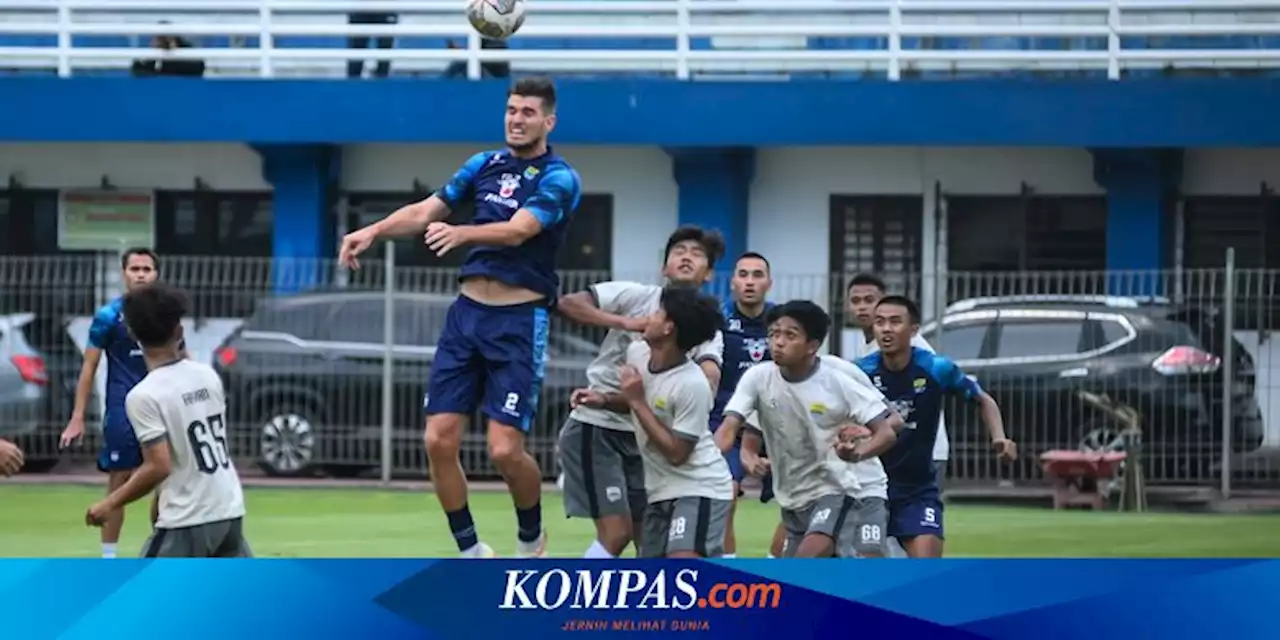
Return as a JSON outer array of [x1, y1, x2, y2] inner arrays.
[[212, 291, 598, 478], [0, 313, 60, 472], [920, 295, 1265, 484]]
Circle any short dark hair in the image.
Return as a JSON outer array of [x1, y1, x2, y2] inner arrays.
[[122, 283, 188, 349], [660, 286, 723, 352], [765, 300, 830, 346], [509, 77, 557, 113], [121, 248, 159, 271], [735, 251, 771, 273], [663, 226, 726, 270], [876, 295, 921, 324], [847, 273, 885, 294]]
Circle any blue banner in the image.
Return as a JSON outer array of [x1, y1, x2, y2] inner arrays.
[[1, 559, 1275, 639], [3, 77, 1280, 146]]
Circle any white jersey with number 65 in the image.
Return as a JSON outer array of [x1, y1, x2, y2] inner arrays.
[[126, 359, 246, 529]]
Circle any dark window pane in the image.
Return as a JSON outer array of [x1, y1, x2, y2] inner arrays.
[[997, 320, 1084, 357], [925, 322, 989, 360]]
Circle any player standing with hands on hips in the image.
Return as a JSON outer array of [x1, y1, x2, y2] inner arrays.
[[340, 78, 581, 558]]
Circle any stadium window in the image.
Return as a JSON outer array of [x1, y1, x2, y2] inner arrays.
[[1179, 196, 1279, 269], [155, 191, 273, 319], [0, 188, 97, 322], [828, 195, 924, 333], [948, 195, 1107, 273], [155, 191, 273, 257]]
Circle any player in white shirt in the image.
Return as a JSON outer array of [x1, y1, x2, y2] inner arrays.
[[556, 227, 726, 559], [716, 300, 904, 558], [844, 273, 950, 480], [570, 287, 734, 558], [84, 284, 249, 558]]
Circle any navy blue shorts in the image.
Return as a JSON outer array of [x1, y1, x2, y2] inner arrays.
[[424, 295, 550, 432], [97, 419, 142, 473], [888, 491, 945, 541]]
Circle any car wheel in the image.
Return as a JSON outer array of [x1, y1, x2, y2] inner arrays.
[[258, 408, 317, 477]]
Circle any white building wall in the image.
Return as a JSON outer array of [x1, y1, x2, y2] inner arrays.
[[749, 146, 1103, 310], [0, 143, 270, 190], [1183, 148, 1280, 195]]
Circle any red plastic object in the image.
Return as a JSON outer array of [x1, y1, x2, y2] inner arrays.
[[1039, 450, 1128, 511]]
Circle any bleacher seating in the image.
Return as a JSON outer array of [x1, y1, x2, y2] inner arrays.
[[0, 0, 1278, 80]]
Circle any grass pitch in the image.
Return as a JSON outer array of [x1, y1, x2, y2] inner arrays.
[[2, 484, 1276, 558]]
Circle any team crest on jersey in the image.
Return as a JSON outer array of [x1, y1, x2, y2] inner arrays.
[[913, 378, 928, 394], [746, 338, 767, 362], [522, 166, 540, 180], [498, 173, 522, 198], [808, 403, 827, 416]]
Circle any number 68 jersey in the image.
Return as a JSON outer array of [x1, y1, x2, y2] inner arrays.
[[126, 359, 246, 529]]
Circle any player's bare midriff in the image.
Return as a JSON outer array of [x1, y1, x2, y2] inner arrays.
[[460, 275, 545, 306]]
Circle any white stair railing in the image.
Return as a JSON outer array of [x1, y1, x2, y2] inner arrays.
[[0, 0, 1276, 79]]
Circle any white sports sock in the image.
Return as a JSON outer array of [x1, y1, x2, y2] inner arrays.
[[766, 554, 776, 559], [583, 540, 616, 559], [102, 543, 118, 559], [460, 542, 487, 558], [721, 553, 736, 559]]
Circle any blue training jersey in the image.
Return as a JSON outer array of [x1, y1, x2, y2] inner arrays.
[[436, 148, 582, 302], [88, 297, 148, 428], [857, 347, 982, 498], [710, 301, 773, 431]]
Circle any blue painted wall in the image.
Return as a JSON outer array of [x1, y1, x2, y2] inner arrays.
[[1092, 148, 1184, 292], [253, 144, 340, 293], [3, 78, 1280, 146], [667, 148, 754, 279]]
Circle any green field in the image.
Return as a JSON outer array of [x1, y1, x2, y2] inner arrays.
[[3, 484, 1277, 558]]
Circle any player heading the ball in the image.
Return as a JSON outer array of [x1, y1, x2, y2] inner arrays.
[[339, 77, 582, 559]]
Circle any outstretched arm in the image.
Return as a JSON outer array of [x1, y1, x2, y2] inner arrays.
[[557, 282, 651, 333], [938, 359, 1016, 460]]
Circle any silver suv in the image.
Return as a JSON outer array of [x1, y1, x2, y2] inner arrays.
[[0, 313, 55, 471]]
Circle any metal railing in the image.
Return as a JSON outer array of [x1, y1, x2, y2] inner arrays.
[[0, 0, 1279, 79], [1, 251, 1277, 495]]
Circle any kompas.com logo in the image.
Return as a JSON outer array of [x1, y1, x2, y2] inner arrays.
[[499, 568, 783, 610]]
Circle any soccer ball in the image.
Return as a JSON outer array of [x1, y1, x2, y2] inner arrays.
[[466, 0, 526, 40]]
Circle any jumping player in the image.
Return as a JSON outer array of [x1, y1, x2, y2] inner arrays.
[[556, 227, 725, 559], [572, 287, 734, 558], [85, 284, 250, 558], [711, 252, 779, 558], [339, 77, 581, 558], [844, 273, 951, 487], [858, 295, 1016, 558], [60, 248, 172, 558], [717, 300, 903, 558]]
